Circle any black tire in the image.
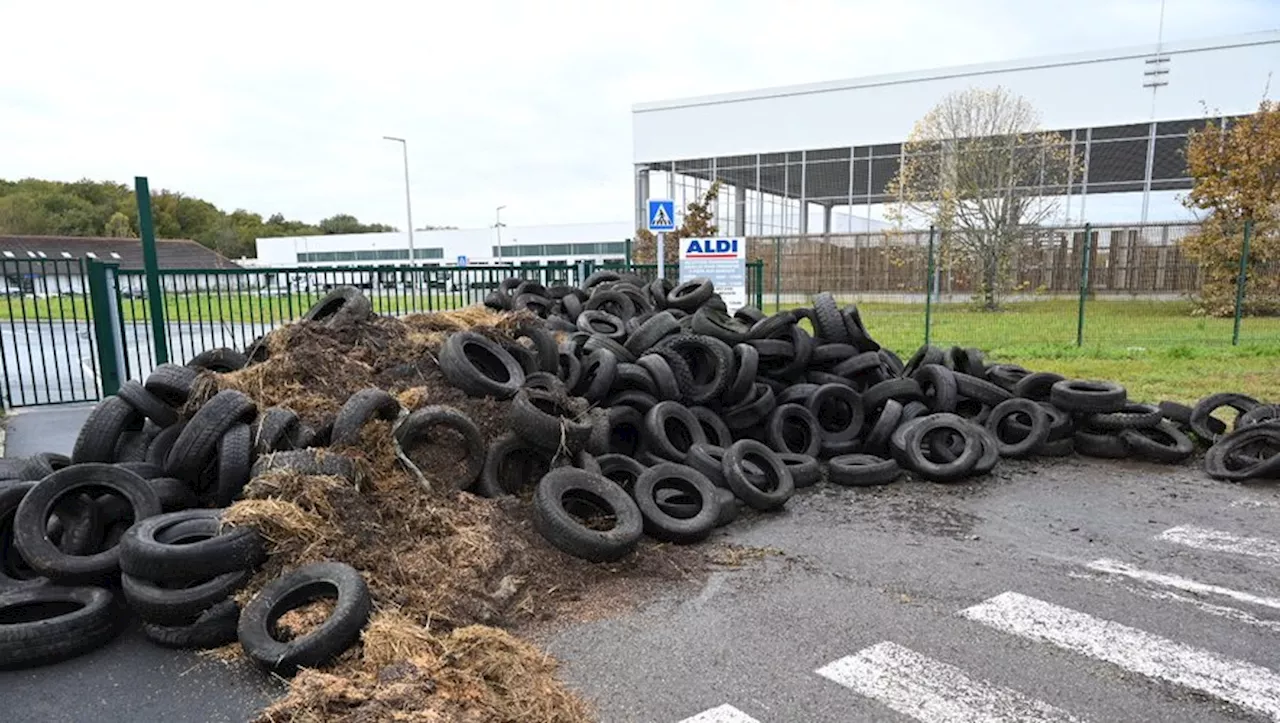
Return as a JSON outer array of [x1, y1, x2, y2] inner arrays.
[[331, 389, 403, 448], [596, 454, 647, 495], [804, 383, 863, 444], [0, 482, 45, 590], [632, 463, 720, 543], [119, 509, 265, 584], [613, 362, 658, 396], [651, 347, 697, 403], [50, 493, 103, 556], [812, 292, 849, 343], [250, 449, 356, 482], [438, 332, 525, 399], [301, 286, 373, 327], [712, 487, 739, 527], [746, 311, 797, 341], [903, 345, 945, 377], [654, 334, 733, 406], [512, 323, 559, 374], [572, 349, 619, 403], [395, 405, 486, 491], [523, 371, 566, 395], [986, 364, 1031, 392], [72, 395, 143, 464], [14, 464, 161, 585], [254, 407, 301, 454], [902, 416, 982, 482], [811, 343, 858, 368], [0, 586, 122, 669], [985, 399, 1050, 458], [733, 305, 765, 324], [145, 364, 198, 407], [474, 432, 553, 497], [689, 406, 734, 448], [768, 325, 815, 380], [691, 307, 749, 345], [913, 364, 958, 413], [778, 452, 821, 488], [955, 373, 1013, 407], [577, 310, 627, 340], [644, 401, 708, 463], [863, 399, 904, 456], [1013, 372, 1065, 401], [142, 599, 240, 650], [625, 312, 680, 357], [114, 430, 150, 464], [1035, 436, 1076, 457], [862, 378, 925, 413], [208, 423, 252, 507], [1050, 379, 1127, 414], [117, 380, 179, 428], [636, 353, 681, 402], [238, 561, 371, 676], [513, 293, 552, 317], [557, 345, 583, 392], [510, 389, 592, 454], [828, 454, 900, 487], [146, 423, 185, 468], [667, 278, 714, 311], [1120, 420, 1195, 464], [149, 477, 198, 512], [841, 305, 879, 352], [1073, 429, 1130, 459], [165, 390, 257, 481], [584, 334, 637, 364], [722, 440, 794, 511], [583, 270, 622, 290], [724, 343, 759, 404], [186, 347, 248, 373], [1190, 392, 1260, 444], [122, 568, 250, 626], [1204, 426, 1280, 481], [533, 468, 644, 561], [765, 404, 822, 458], [832, 350, 882, 379], [685, 443, 730, 489], [1087, 402, 1163, 431], [723, 383, 777, 431]]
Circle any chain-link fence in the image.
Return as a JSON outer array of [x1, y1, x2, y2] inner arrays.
[[736, 222, 1278, 355]]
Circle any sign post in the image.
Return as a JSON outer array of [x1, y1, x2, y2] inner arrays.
[[646, 199, 676, 282], [680, 237, 747, 312]]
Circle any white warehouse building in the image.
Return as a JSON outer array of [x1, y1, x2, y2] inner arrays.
[[632, 31, 1280, 235], [253, 221, 633, 269]]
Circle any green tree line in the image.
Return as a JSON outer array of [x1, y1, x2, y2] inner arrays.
[[0, 178, 400, 259]]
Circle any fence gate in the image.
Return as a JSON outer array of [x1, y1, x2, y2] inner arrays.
[[0, 259, 101, 407]]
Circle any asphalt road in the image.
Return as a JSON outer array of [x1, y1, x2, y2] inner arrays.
[[5, 405, 1280, 722]]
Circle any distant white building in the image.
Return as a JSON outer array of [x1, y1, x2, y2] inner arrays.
[[254, 221, 634, 269]]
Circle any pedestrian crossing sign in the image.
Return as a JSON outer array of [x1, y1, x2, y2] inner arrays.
[[647, 199, 676, 232]]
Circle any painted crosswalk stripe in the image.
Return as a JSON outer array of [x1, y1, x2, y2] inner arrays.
[[816, 641, 1081, 722], [678, 704, 762, 723], [1158, 526, 1280, 564], [961, 592, 1280, 720], [1086, 558, 1280, 611]]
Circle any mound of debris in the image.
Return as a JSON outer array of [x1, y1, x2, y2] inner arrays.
[[1, 276, 1276, 722]]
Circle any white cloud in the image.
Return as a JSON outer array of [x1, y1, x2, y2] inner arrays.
[[0, 0, 1275, 233]]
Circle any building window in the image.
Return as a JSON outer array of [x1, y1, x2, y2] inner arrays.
[[414, 247, 444, 260]]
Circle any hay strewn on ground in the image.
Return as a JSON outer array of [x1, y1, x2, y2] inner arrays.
[[208, 307, 711, 722]]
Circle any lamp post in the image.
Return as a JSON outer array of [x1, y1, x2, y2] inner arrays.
[[495, 205, 507, 262], [382, 136, 415, 265]]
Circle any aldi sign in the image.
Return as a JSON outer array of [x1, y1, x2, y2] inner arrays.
[[680, 237, 746, 312]]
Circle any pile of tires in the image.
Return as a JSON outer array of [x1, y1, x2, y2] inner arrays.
[[1185, 394, 1280, 482], [0, 293, 391, 671]]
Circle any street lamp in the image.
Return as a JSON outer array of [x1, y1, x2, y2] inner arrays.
[[494, 205, 507, 262], [382, 136, 416, 265]]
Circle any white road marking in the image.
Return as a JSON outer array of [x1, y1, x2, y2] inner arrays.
[[1086, 558, 1280, 611], [1158, 526, 1280, 564], [678, 704, 762, 723], [1230, 499, 1280, 509], [960, 592, 1280, 720], [816, 641, 1081, 723]]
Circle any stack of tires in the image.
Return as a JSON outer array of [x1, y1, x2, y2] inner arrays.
[[1188, 394, 1280, 481]]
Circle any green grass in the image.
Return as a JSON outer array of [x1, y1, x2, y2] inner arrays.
[[763, 298, 1280, 405]]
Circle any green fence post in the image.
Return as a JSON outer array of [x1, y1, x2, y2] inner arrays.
[[773, 238, 781, 311], [924, 225, 936, 347], [87, 260, 126, 396], [134, 176, 169, 364], [1075, 223, 1093, 347], [754, 261, 764, 309], [1232, 219, 1253, 346], [624, 238, 632, 269]]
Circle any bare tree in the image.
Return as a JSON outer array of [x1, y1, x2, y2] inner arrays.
[[888, 86, 1075, 310]]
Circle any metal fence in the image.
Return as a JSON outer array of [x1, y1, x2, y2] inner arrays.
[[745, 221, 1278, 355], [0, 259, 100, 407]]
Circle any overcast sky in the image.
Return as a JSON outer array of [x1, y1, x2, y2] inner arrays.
[[1, 0, 1277, 231]]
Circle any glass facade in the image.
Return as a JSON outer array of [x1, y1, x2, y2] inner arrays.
[[491, 242, 626, 258], [297, 247, 443, 263]]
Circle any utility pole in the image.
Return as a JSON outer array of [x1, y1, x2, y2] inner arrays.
[[495, 205, 507, 261], [382, 136, 416, 264]]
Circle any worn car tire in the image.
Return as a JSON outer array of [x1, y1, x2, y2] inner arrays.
[[439, 332, 525, 399], [331, 389, 403, 448], [71, 396, 143, 465], [0, 585, 122, 669], [165, 390, 257, 482], [395, 406, 486, 491], [510, 389, 592, 454], [119, 509, 265, 584], [238, 562, 371, 676], [145, 364, 199, 407], [142, 599, 240, 650], [985, 398, 1050, 459], [474, 433, 553, 498], [1120, 420, 1195, 464], [1050, 379, 1127, 414], [722, 440, 794, 511], [632, 463, 720, 543], [301, 286, 373, 326], [1190, 392, 1260, 444], [187, 347, 248, 373], [117, 380, 179, 428], [122, 568, 250, 626], [828, 454, 901, 487], [765, 403, 822, 458], [533, 468, 644, 561], [644, 401, 708, 463]]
